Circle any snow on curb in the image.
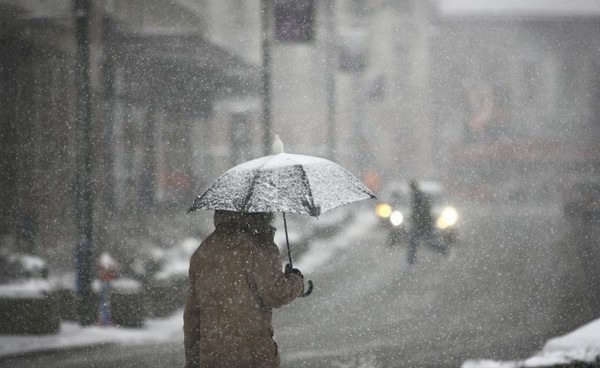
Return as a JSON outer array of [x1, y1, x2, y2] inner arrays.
[[462, 318, 600, 368], [0, 311, 184, 358], [295, 207, 376, 273]]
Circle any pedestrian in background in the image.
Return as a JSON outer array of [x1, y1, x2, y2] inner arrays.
[[98, 252, 117, 326], [407, 180, 448, 265], [183, 210, 304, 368]]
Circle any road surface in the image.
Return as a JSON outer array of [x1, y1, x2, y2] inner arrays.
[[275, 202, 599, 367], [3, 202, 598, 368]]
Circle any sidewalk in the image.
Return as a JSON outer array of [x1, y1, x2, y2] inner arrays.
[[0, 310, 183, 359], [1, 311, 599, 366]]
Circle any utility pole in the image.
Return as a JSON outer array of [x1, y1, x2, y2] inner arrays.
[[325, 0, 337, 161], [261, 0, 273, 155], [73, 0, 95, 326]]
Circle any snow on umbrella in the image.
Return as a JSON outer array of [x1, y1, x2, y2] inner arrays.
[[187, 136, 376, 296], [187, 154, 374, 216]]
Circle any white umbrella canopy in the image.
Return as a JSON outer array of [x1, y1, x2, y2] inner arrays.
[[187, 153, 375, 216]]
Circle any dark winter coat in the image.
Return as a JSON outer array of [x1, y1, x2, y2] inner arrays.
[[183, 211, 304, 368], [411, 186, 434, 235]]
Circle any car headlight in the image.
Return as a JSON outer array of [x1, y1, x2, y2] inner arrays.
[[390, 211, 404, 226], [437, 207, 458, 229], [375, 203, 392, 218]]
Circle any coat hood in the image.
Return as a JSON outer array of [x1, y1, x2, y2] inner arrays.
[[214, 210, 275, 235]]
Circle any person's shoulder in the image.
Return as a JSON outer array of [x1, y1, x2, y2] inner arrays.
[[243, 233, 278, 254], [190, 233, 216, 258], [188, 242, 204, 263]]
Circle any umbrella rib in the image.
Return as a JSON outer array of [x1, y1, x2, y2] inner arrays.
[[241, 171, 260, 212], [240, 156, 274, 212], [297, 164, 320, 216]]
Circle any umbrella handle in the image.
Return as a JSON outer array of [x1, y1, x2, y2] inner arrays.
[[301, 280, 313, 297], [282, 213, 313, 297], [283, 213, 293, 267]]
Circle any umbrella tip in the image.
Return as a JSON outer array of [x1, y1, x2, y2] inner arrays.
[[272, 134, 284, 155]]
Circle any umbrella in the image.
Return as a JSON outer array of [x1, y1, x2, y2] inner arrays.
[[188, 137, 376, 296]]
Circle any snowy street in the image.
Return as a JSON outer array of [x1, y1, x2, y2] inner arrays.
[[275, 202, 599, 367], [2, 202, 599, 367]]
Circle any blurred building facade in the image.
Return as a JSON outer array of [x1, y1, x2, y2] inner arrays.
[[0, 0, 261, 263], [1, 0, 599, 264], [430, 1, 600, 200]]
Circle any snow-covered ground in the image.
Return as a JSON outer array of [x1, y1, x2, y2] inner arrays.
[[1, 206, 599, 367], [1, 299, 598, 365], [463, 318, 600, 367], [0, 311, 183, 358]]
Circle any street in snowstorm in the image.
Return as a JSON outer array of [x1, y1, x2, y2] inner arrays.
[[3, 1, 600, 368], [4, 200, 597, 368], [276, 202, 598, 367]]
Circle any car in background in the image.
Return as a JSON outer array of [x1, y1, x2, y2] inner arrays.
[[0, 253, 60, 334], [563, 178, 600, 221], [374, 181, 459, 246]]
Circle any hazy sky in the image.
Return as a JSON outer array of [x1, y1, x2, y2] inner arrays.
[[438, 0, 600, 17]]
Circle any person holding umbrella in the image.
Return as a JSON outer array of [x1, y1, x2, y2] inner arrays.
[[183, 210, 305, 368], [184, 136, 375, 367]]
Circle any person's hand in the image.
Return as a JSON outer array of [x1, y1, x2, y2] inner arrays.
[[285, 263, 303, 278]]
